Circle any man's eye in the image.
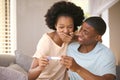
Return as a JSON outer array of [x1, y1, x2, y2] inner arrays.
[[83, 30, 89, 35]]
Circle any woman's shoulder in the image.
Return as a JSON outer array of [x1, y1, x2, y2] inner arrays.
[[37, 33, 52, 44], [41, 32, 54, 40], [47, 32, 55, 40]]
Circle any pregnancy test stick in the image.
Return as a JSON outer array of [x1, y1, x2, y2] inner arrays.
[[48, 57, 61, 60], [51, 57, 61, 60]]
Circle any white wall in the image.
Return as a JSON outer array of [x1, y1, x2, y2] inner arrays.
[[17, 0, 64, 56], [109, 1, 120, 65]]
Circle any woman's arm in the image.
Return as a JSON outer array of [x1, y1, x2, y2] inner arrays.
[[28, 58, 42, 80], [28, 57, 49, 80]]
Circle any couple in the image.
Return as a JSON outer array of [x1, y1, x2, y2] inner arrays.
[[28, 1, 116, 80]]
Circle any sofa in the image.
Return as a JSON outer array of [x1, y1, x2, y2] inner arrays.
[[0, 50, 33, 80], [116, 65, 120, 80], [0, 50, 120, 80]]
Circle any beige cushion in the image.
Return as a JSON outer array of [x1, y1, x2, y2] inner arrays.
[[8, 64, 27, 75], [0, 54, 15, 67]]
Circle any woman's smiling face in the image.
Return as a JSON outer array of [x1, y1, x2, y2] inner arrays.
[[55, 15, 74, 35]]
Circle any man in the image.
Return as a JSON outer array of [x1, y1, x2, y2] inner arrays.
[[61, 17, 116, 80]]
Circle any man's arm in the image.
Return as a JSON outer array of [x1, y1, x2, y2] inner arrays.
[[76, 65, 116, 80], [61, 56, 116, 80]]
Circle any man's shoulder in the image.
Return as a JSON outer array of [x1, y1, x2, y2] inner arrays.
[[97, 42, 115, 60], [97, 42, 111, 52], [69, 41, 79, 46], [68, 41, 80, 50]]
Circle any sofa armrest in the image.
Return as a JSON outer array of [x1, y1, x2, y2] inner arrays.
[[0, 54, 15, 67], [116, 65, 120, 80]]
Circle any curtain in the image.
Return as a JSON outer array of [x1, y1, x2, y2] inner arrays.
[[89, 0, 119, 16]]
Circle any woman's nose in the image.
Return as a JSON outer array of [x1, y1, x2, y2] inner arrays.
[[63, 28, 69, 33]]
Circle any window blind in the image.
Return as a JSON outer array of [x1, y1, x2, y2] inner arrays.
[[0, 0, 11, 54]]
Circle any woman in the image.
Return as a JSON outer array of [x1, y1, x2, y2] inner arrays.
[[28, 1, 84, 80]]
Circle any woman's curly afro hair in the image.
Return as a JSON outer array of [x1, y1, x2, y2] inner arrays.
[[45, 1, 84, 31]]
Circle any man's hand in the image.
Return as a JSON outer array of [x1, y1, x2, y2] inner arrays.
[[60, 55, 79, 72]]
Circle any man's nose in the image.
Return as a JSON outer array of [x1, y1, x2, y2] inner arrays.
[[78, 30, 83, 37]]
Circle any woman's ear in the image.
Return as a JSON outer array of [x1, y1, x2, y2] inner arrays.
[[55, 24, 57, 30]]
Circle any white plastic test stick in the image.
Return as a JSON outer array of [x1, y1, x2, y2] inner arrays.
[[49, 57, 61, 60]]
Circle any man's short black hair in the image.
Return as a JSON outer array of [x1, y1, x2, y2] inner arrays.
[[45, 1, 84, 31], [84, 17, 106, 35]]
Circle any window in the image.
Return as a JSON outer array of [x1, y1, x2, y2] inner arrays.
[[68, 0, 90, 18], [0, 0, 11, 54]]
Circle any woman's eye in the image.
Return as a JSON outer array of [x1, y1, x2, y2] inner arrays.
[[68, 26, 72, 28], [68, 26, 73, 29], [59, 26, 64, 29]]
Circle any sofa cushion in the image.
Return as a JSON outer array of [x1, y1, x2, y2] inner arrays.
[[8, 64, 27, 75], [0, 66, 28, 80], [0, 54, 15, 67], [15, 50, 33, 72]]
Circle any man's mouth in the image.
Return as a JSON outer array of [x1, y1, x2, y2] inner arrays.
[[78, 36, 83, 42]]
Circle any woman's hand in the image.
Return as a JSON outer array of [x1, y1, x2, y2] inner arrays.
[[60, 55, 79, 72], [59, 32, 74, 43], [38, 56, 49, 71]]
